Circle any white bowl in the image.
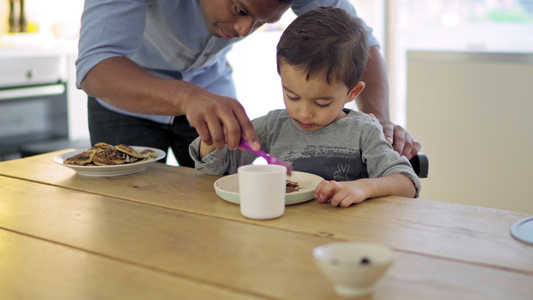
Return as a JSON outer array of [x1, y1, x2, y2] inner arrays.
[[312, 242, 394, 298]]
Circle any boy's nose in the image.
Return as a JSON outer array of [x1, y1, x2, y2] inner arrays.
[[234, 17, 256, 37], [299, 103, 314, 120]]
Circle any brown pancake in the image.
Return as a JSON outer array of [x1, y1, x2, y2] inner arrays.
[[139, 149, 157, 158], [91, 142, 114, 151], [116, 144, 145, 158], [64, 149, 97, 166], [93, 148, 128, 166]]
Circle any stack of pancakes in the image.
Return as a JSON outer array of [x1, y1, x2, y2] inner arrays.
[[64, 143, 157, 166]]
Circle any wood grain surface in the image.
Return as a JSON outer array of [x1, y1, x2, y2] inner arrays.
[[1, 151, 533, 299], [1, 151, 531, 273]]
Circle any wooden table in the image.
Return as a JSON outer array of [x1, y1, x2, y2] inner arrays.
[[1, 150, 532, 299]]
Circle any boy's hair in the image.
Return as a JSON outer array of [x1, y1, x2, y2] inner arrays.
[[276, 6, 369, 90]]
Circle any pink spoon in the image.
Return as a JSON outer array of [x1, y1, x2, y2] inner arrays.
[[239, 138, 293, 175]]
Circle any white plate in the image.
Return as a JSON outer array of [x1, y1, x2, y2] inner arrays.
[[510, 216, 533, 245], [54, 146, 166, 177], [214, 171, 324, 205]]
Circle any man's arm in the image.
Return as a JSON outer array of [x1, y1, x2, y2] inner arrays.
[[80, 56, 260, 152], [356, 46, 421, 159]]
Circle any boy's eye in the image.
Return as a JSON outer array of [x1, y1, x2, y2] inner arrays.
[[315, 99, 332, 108], [315, 102, 331, 108], [286, 94, 299, 101], [235, 6, 248, 16]]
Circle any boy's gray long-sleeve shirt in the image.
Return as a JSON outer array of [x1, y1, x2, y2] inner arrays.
[[189, 109, 421, 197]]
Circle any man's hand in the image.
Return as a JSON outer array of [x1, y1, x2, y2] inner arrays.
[[81, 57, 260, 153], [379, 119, 420, 160], [183, 87, 259, 151], [367, 113, 420, 160]]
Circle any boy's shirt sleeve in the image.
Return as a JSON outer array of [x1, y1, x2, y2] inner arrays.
[[360, 119, 422, 198], [188, 138, 254, 176], [188, 115, 270, 175]]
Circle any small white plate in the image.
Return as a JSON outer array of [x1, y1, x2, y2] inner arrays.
[[54, 146, 166, 177], [510, 216, 533, 245], [214, 171, 324, 205]]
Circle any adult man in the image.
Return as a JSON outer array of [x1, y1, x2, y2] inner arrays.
[[76, 0, 420, 167]]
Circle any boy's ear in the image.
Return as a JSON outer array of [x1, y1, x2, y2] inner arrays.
[[346, 81, 366, 103]]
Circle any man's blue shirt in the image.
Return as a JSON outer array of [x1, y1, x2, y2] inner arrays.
[[76, 0, 378, 124]]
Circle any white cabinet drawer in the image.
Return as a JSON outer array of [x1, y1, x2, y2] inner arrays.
[[0, 56, 68, 88]]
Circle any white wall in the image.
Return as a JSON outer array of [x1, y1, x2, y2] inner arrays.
[[406, 50, 533, 214], [227, 31, 284, 120]]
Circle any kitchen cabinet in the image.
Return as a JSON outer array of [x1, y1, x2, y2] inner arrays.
[[0, 38, 90, 159]]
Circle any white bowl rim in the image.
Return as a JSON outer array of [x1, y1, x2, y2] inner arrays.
[[313, 242, 394, 267]]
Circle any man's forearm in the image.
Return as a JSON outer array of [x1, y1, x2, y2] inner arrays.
[[356, 47, 421, 158], [356, 46, 390, 122], [80, 56, 194, 116]]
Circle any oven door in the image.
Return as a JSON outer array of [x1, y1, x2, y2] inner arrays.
[[0, 82, 68, 160]]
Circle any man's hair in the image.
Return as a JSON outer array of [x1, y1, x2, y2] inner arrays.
[[276, 6, 369, 90]]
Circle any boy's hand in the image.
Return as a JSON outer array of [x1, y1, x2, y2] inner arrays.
[[199, 140, 217, 159], [314, 180, 369, 208]]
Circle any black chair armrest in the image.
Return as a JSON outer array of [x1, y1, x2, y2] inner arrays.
[[409, 152, 429, 178]]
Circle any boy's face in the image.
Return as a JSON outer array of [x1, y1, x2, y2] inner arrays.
[[199, 0, 290, 39], [280, 62, 364, 132]]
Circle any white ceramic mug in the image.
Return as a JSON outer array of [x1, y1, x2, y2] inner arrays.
[[238, 164, 286, 220]]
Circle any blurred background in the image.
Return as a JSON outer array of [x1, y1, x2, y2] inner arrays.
[[1, 0, 532, 213]]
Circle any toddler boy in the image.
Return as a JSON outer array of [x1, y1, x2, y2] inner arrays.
[[189, 6, 421, 207]]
